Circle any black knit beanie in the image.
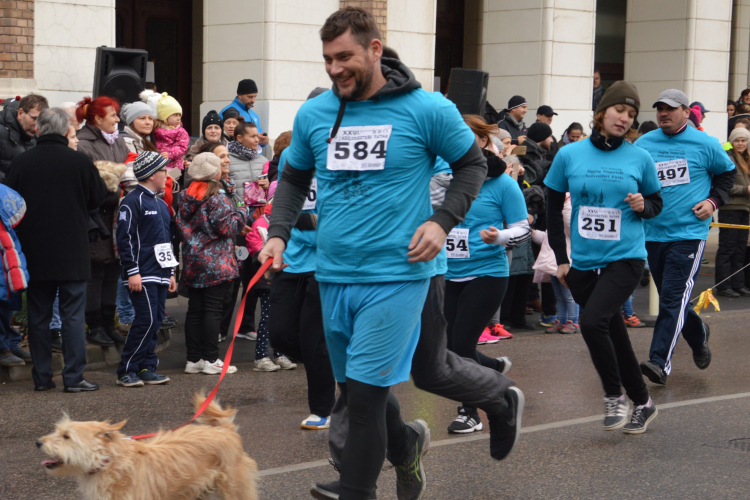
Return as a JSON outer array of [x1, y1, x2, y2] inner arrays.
[[508, 95, 527, 110], [222, 107, 241, 120], [237, 79, 258, 95], [527, 122, 553, 143], [202, 110, 223, 138], [596, 81, 641, 116]]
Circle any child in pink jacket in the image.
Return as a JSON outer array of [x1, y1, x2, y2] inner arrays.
[[153, 93, 189, 171]]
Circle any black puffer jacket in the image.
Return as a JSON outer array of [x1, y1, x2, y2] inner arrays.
[[0, 103, 36, 181], [518, 138, 551, 186]]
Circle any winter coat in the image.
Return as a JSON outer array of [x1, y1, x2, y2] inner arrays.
[[5, 134, 108, 281], [509, 238, 534, 276], [723, 149, 750, 212], [0, 103, 36, 181], [77, 124, 130, 164], [533, 194, 572, 282], [228, 151, 266, 201], [498, 114, 527, 143], [89, 189, 121, 265], [592, 85, 604, 112], [121, 125, 156, 155], [246, 205, 271, 255], [176, 182, 248, 288], [518, 138, 551, 186], [0, 184, 29, 309], [154, 125, 190, 171]]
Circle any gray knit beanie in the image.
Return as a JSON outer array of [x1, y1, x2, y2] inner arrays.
[[189, 153, 221, 181], [120, 101, 154, 126]]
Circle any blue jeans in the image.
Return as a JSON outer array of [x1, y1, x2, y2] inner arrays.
[[117, 281, 135, 324], [49, 291, 61, 329], [0, 305, 20, 350], [550, 276, 579, 324], [622, 292, 635, 317]]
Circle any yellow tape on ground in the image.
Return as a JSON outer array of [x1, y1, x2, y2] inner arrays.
[[711, 222, 750, 229], [693, 288, 720, 315]]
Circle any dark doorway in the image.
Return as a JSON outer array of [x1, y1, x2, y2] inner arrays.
[[116, 0, 193, 134], [594, 0, 626, 88], [435, 0, 465, 94]]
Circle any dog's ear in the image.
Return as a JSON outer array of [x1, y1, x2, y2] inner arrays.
[[98, 420, 127, 441]]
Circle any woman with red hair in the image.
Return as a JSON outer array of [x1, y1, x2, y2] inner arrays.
[[75, 96, 130, 348]]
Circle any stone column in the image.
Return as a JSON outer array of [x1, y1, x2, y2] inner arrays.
[[624, 0, 733, 139], [729, 0, 750, 101], [201, 0, 339, 146], [478, 0, 596, 137], [386, 0, 435, 90], [0, 0, 37, 97]]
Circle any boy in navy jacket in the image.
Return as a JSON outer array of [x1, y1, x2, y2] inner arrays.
[[116, 151, 177, 387]]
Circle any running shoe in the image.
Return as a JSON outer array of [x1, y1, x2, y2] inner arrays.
[[539, 314, 556, 327], [623, 398, 658, 434], [560, 321, 580, 334], [640, 360, 667, 385], [253, 357, 280, 372], [602, 395, 628, 430], [184, 359, 204, 374], [274, 355, 298, 370], [310, 481, 377, 499], [478, 328, 499, 345], [301, 414, 330, 430], [693, 324, 711, 369], [138, 368, 170, 385], [487, 386, 524, 460], [489, 323, 513, 339], [393, 420, 430, 500], [161, 315, 177, 328], [447, 407, 483, 434], [236, 331, 258, 340], [623, 314, 646, 328], [203, 358, 238, 375], [545, 320, 562, 334], [116, 372, 144, 388], [218, 333, 227, 343], [496, 356, 512, 375]]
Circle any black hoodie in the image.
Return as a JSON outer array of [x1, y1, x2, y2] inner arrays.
[[268, 58, 489, 245]]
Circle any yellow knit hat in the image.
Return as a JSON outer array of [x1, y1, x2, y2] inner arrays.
[[156, 92, 182, 122]]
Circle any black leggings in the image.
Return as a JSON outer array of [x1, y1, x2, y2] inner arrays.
[[565, 259, 649, 405], [445, 276, 509, 410], [500, 274, 533, 327]]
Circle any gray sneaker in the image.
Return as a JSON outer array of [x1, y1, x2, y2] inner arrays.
[[0, 349, 24, 366], [603, 395, 628, 430], [393, 419, 430, 500]]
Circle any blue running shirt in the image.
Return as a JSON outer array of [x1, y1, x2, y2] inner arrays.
[[278, 148, 317, 273], [286, 90, 475, 283], [635, 126, 735, 242], [446, 174, 528, 279], [544, 138, 661, 271]]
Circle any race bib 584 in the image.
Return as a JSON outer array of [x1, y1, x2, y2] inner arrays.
[[327, 125, 392, 171]]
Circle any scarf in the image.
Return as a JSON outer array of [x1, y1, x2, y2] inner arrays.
[[589, 127, 623, 152], [102, 129, 119, 145], [227, 140, 259, 161]]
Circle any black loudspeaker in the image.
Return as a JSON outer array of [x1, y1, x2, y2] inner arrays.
[[446, 68, 489, 116], [93, 46, 147, 104]]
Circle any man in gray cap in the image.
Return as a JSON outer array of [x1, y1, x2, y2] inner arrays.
[[634, 89, 736, 386]]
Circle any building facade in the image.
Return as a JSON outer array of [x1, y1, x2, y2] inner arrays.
[[0, 0, 746, 140]]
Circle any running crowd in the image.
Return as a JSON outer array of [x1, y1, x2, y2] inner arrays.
[[0, 6, 743, 500]]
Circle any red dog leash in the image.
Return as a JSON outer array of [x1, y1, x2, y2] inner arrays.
[[130, 258, 274, 441]]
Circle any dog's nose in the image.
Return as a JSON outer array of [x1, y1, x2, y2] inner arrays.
[[36, 439, 43, 448]]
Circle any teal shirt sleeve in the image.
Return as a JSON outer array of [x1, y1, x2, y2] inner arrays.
[[500, 175, 529, 224], [285, 109, 315, 171], [425, 94, 476, 164], [639, 151, 661, 196], [708, 137, 736, 174], [544, 148, 569, 192]]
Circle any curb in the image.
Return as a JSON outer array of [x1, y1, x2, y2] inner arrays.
[[0, 328, 172, 383]]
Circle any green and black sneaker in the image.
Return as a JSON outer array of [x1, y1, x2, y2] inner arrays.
[[394, 419, 431, 500]]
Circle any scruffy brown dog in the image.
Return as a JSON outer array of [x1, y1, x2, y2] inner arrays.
[[37, 395, 257, 500]]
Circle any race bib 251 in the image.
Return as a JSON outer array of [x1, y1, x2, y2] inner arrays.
[[578, 206, 621, 241]]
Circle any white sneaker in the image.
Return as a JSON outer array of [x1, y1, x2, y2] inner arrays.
[[202, 358, 238, 375], [301, 414, 330, 430], [254, 357, 280, 372], [274, 355, 297, 370], [236, 331, 257, 340], [185, 359, 205, 374]]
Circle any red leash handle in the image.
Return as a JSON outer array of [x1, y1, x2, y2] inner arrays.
[[130, 258, 275, 441]]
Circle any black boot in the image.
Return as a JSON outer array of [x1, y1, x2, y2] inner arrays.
[[87, 326, 114, 347], [50, 328, 62, 353], [104, 326, 125, 345]]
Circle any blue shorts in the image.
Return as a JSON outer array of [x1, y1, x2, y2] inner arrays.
[[319, 279, 430, 387]]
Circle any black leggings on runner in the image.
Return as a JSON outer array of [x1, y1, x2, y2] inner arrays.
[[445, 276, 509, 410], [565, 259, 649, 405]]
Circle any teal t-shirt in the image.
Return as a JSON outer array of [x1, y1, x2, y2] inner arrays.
[[544, 138, 661, 271], [278, 149, 317, 273], [635, 126, 735, 242], [445, 174, 528, 279], [286, 89, 475, 283]]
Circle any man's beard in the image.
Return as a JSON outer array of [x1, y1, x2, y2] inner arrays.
[[333, 65, 374, 101]]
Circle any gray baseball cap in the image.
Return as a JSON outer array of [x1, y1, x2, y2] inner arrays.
[[652, 89, 689, 108]]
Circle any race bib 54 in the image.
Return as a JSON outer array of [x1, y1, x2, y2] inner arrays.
[[327, 125, 392, 171], [446, 228, 470, 258]]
